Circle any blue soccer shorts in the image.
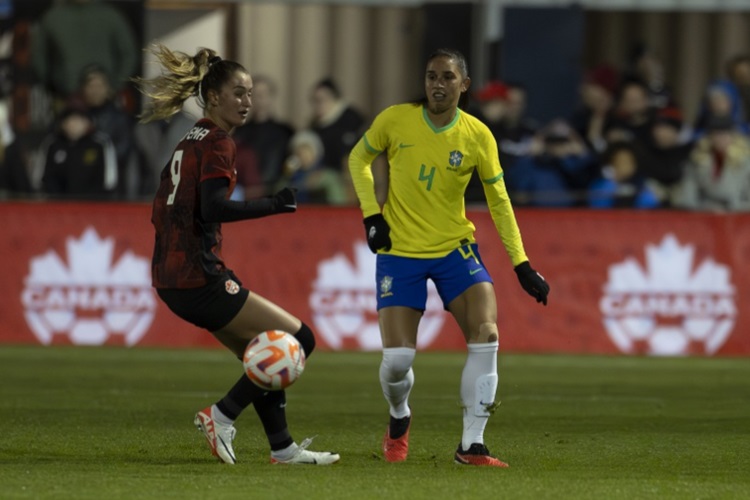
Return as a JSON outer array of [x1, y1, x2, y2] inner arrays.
[[375, 243, 493, 311]]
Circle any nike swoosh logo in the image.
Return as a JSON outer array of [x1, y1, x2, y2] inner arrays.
[[470, 268, 483, 275], [398, 143, 414, 148], [218, 436, 236, 463]]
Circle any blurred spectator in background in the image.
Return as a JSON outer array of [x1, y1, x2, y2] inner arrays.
[[31, 0, 138, 103], [693, 82, 749, 139], [505, 119, 595, 207], [571, 64, 618, 153], [233, 75, 294, 198], [473, 80, 509, 138], [588, 141, 659, 209], [675, 115, 750, 212], [0, 138, 31, 196], [35, 103, 118, 199], [134, 106, 195, 198], [607, 79, 655, 146], [0, 100, 32, 196], [74, 64, 135, 198], [724, 54, 750, 124], [278, 130, 349, 205], [496, 83, 538, 166], [310, 78, 365, 173], [640, 107, 692, 207], [624, 43, 673, 110]]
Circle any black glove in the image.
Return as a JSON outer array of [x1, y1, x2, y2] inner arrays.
[[363, 214, 391, 253], [272, 187, 297, 214], [514, 261, 549, 305]]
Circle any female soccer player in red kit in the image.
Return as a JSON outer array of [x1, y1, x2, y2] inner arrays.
[[135, 45, 338, 465]]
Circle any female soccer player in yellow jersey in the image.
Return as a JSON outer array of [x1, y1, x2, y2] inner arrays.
[[348, 48, 550, 467]]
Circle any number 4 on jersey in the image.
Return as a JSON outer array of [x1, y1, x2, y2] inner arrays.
[[166, 150, 183, 205], [419, 164, 436, 191]]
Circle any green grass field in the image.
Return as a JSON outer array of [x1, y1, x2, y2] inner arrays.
[[1, 346, 748, 500]]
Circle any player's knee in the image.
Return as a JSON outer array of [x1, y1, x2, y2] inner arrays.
[[380, 347, 416, 381], [294, 322, 316, 358], [474, 322, 498, 343]]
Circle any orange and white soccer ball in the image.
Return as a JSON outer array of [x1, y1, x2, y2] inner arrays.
[[243, 330, 306, 390]]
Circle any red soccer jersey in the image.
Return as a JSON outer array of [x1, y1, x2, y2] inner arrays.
[[151, 118, 238, 288]]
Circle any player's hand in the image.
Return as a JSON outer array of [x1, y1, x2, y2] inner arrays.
[[363, 214, 391, 253], [514, 261, 549, 305], [272, 187, 297, 213]]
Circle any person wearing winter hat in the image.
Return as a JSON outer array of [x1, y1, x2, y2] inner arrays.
[[638, 106, 693, 207], [676, 111, 750, 211], [571, 65, 619, 153]]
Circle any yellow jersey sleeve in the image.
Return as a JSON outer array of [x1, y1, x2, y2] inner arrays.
[[475, 129, 528, 266], [348, 107, 393, 218], [348, 136, 381, 217]]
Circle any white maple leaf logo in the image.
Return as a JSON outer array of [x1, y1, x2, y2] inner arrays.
[[600, 234, 736, 356], [309, 241, 445, 350], [22, 227, 156, 346]]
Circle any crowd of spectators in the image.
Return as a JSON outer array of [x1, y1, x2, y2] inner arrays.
[[469, 48, 750, 211], [230, 76, 361, 206], [0, 0, 364, 204], [0, 2, 749, 212]]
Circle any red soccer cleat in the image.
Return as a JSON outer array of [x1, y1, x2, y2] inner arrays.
[[454, 443, 509, 468], [382, 415, 411, 463], [193, 406, 237, 464]]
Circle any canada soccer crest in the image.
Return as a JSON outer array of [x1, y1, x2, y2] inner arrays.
[[21, 227, 156, 346], [309, 242, 446, 350], [600, 234, 736, 356]]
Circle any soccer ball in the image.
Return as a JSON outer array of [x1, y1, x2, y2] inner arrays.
[[243, 330, 306, 390]]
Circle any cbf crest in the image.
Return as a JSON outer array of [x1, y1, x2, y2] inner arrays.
[[380, 275, 393, 298], [449, 150, 464, 167], [447, 150, 464, 172]]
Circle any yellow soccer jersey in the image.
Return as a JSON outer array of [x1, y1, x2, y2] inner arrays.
[[349, 103, 528, 265]]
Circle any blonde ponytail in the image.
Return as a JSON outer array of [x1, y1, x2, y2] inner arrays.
[[134, 44, 217, 123]]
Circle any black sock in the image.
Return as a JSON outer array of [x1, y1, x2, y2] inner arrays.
[[254, 323, 315, 452], [254, 390, 293, 451], [294, 322, 316, 358], [389, 414, 411, 439], [219, 323, 314, 451], [215, 373, 265, 420]]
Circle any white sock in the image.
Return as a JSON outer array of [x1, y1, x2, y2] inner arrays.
[[211, 404, 234, 426], [380, 347, 416, 419], [271, 442, 297, 460], [460, 341, 499, 450]]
